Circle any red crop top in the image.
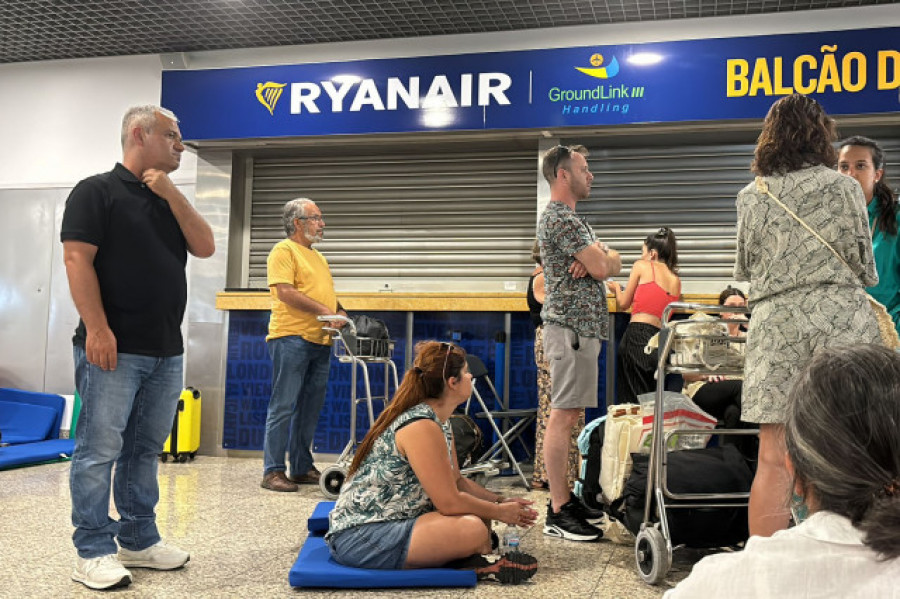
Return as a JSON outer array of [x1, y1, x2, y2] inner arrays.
[[631, 261, 680, 319]]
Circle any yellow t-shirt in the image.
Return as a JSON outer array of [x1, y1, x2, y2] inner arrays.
[[266, 238, 337, 344]]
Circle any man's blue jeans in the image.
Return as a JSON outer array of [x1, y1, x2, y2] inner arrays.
[[264, 336, 331, 476], [69, 345, 183, 558]]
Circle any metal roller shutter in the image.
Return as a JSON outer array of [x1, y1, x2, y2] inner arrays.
[[248, 148, 537, 290], [576, 136, 900, 289], [574, 141, 756, 284]]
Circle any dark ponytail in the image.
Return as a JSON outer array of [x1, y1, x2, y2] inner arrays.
[[644, 227, 679, 273], [839, 136, 898, 236]]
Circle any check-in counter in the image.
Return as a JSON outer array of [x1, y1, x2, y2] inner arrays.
[[216, 290, 720, 454]]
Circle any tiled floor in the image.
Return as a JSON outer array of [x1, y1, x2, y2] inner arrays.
[[0, 456, 702, 597]]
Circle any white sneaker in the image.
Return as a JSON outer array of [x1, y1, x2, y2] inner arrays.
[[118, 541, 190, 570], [72, 554, 132, 590]]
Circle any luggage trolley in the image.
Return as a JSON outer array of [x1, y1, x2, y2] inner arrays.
[[316, 315, 399, 500], [634, 302, 757, 584]]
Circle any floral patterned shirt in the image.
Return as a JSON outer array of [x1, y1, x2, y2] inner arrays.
[[538, 200, 608, 339], [325, 403, 453, 539]]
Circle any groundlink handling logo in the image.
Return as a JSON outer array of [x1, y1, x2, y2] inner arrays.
[[256, 82, 287, 115], [575, 53, 620, 79], [547, 52, 645, 116]]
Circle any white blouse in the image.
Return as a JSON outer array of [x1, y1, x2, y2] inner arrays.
[[664, 511, 900, 598]]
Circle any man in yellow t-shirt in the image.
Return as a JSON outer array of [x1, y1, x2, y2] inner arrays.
[[261, 198, 346, 492]]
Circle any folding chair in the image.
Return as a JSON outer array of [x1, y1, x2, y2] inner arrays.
[[463, 354, 537, 488]]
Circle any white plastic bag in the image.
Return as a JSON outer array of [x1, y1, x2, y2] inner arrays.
[[599, 404, 644, 503], [637, 391, 717, 452]]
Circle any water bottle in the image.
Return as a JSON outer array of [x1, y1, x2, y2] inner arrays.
[[502, 524, 520, 554]]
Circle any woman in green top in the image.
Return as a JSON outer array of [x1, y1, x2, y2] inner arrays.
[[326, 341, 538, 583], [839, 136, 900, 335]]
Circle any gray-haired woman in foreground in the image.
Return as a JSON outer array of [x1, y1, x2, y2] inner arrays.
[[665, 344, 900, 597]]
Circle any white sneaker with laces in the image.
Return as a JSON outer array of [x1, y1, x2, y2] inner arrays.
[[72, 554, 132, 590], [118, 541, 190, 570]]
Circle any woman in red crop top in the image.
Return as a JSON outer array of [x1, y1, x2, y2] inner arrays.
[[607, 227, 681, 404]]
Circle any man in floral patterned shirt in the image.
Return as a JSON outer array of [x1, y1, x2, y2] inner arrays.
[[537, 144, 621, 542]]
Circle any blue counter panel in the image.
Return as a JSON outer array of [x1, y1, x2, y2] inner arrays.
[[223, 310, 609, 453]]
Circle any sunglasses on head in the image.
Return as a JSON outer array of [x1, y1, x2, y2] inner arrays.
[[440, 342, 456, 380], [551, 145, 573, 176]]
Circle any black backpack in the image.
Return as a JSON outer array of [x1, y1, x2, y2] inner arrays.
[[577, 417, 606, 509], [621, 445, 753, 548], [449, 413, 483, 469]]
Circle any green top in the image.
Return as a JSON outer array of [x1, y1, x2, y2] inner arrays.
[[867, 198, 900, 335], [325, 403, 453, 539]]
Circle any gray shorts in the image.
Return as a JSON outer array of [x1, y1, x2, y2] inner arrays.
[[326, 518, 417, 570], [543, 324, 600, 409]]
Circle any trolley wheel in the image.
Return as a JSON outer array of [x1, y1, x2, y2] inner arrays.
[[177, 454, 188, 463], [320, 465, 348, 499], [160, 454, 168, 463], [635, 526, 670, 584]]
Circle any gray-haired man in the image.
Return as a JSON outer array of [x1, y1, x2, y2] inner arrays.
[[261, 199, 346, 492]]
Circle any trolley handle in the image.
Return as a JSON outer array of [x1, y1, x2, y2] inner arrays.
[[317, 314, 355, 335], [661, 301, 750, 325], [662, 302, 750, 339]]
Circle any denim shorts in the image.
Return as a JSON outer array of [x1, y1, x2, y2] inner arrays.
[[326, 519, 417, 569]]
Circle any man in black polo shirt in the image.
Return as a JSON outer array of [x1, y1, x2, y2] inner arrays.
[[61, 105, 214, 590]]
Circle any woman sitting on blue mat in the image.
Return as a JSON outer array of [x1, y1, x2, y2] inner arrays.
[[325, 341, 539, 584]]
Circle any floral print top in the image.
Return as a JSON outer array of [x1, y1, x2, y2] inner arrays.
[[325, 403, 453, 539]]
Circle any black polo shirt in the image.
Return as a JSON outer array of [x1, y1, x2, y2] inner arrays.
[[60, 163, 188, 357]]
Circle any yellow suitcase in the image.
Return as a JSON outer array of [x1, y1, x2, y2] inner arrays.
[[161, 387, 201, 462]]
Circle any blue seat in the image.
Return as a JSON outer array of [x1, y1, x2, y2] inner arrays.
[[0, 438, 75, 470], [0, 400, 57, 444], [0, 388, 66, 439], [0, 388, 74, 470]]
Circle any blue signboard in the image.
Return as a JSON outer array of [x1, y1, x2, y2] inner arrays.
[[162, 27, 899, 140]]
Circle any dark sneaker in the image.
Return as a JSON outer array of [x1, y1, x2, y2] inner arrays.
[[448, 551, 538, 584], [568, 492, 605, 525], [544, 500, 602, 542]]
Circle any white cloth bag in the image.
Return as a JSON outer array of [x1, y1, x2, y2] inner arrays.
[[599, 403, 644, 503]]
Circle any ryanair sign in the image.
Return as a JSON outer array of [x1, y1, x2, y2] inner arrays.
[[162, 26, 898, 141]]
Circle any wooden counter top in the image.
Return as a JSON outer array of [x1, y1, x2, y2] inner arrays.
[[216, 291, 723, 312]]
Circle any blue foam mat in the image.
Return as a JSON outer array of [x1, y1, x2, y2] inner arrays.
[[0, 438, 75, 470], [289, 534, 477, 589]]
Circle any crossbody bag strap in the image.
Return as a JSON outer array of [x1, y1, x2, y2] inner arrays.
[[754, 176, 853, 272]]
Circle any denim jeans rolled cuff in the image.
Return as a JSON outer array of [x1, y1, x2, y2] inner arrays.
[[69, 345, 183, 558], [263, 335, 331, 476]]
